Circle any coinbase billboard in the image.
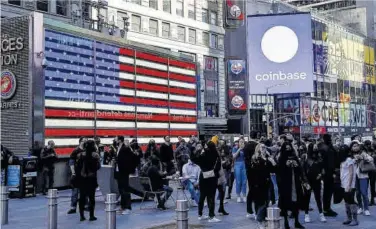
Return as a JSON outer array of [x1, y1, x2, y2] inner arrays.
[[247, 13, 314, 94]]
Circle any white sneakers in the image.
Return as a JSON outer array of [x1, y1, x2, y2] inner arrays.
[[199, 215, 221, 223], [198, 215, 209, 220], [304, 213, 326, 223], [120, 209, 131, 215], [319, 213, 327, 222], [190, 202, 198, 207], [208, 217, 221, 223], [304, 214, 311, 223], [246, 213, 256, 220], [237, 197, 242, 203], [357, 208, 363, 215], [242, 197, 247, 203], [364, 210, 371, 216]]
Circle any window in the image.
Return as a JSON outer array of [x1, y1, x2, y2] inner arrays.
[[131, 15, 141, 32], [218, 35, 224, 49], [37, 0, 48, 12], [188, 29, 196, 44], [117, 11, 128, 29], [177, 26, 185, 42], [176, 0, 184, 17], [188, 0, 195, 19], [210, 11, 217, 25], [56, 0, 67, 16], [149, 0, 158, 9], [179, 51, 196, 61], [202, 8, 208, 23], [149, 19, 158, 36], [202, 32, 209, 46], [163, 0, 171, 13], [204, 56, 218, 71], [210, 34, 218, 48], [82, 1, 91, 20], [162, 22, 170, 38], [205, 103, 219, 117], [8, 0, 21, 6], [100, 8, 108, 24], [131, 0, 141, 5]]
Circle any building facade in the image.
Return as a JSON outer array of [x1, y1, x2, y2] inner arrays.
[[1, 0, 228, 137]]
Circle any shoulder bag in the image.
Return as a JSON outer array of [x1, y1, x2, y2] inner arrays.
[[202, 158, 218, 179], [359, 160, 376, 173]]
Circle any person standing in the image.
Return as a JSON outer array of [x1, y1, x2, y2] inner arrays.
[[278, 142, 307, 229], [67, 137, 87, 214], [340, 144, 358, 226], [41, 140, 58, 195], [114, 137, 138, 215], [364, 140, 376, 206], [174, 139, 190, 175], [159, 136, 175, 175], [352, 141, 373, 216], [191, 141, 221, 223], [75, 140, 101, 221], [302, 143, 326, 223], [244, 131, 258, 218], [232, 139, 247, 203], [320, 134, 338, 217]]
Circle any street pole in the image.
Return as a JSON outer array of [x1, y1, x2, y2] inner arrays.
[[266, 207, 281, 229], [266, 88, 270, 138], [47, 189, 58, 229], [1, 186, 9, 225], [105, 193, 117, 229], [176, 200, 189, 229]]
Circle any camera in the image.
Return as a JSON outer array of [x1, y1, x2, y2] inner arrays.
[[41, 58, 48, 69]]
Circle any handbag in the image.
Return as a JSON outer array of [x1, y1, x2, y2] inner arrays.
[[359, 160, 376, 173], [202, 159, 218, 179]]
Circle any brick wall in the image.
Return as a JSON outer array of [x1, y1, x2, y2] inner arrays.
[[1, 16, 30, 155]]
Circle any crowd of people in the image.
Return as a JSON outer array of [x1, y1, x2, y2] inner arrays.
[[2, 132, 376, 229]]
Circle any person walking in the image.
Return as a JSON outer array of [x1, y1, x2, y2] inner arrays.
[[278, 142, 307, 229], [352, 141, 373, 216], [191, 141, 221, 223], [232, 139, 247, 203], [114, 137, 138, 215], [302, 143, 326, 223], [41, 141, 58, 195], [340, 143, 358, 226], [75, 140, 101, 221]]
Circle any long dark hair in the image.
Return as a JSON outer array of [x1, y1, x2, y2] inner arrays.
[[338, 144, 351, 163], [279, 142, 297, 162], [307, 143, 318, 159]]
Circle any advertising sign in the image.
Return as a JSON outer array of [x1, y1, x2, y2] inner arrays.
[[247, 13, 314, 94], [311, 101, 339, 127], [7, 165, 21, 191], [280, 98, 300, 127], [225, 0, 245, 28], [227, 60, 247, 115]]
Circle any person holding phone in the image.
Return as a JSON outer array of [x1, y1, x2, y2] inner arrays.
[[232, 139, 247, 203]]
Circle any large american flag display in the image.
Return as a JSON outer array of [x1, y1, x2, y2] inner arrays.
[[44, 30, 197, 155]]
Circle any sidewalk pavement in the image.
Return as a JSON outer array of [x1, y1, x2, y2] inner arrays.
[[3, 189, 376, 229]]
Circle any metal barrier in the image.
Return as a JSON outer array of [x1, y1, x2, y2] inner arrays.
[[47, 189, 58, 229], [176, 200, 189, 229], [1, 186, 9, 225], [266, 207, 281, 229], [105, 193, 117, 229]]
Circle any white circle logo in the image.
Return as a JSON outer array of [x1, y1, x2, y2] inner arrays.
[[230, 5, 241, 18], [261, 26, 299, 63]]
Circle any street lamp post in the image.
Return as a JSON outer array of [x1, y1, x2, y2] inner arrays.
[[265, 82, 289, 138]]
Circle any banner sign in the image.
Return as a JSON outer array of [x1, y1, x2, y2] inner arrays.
[[247, 13, 314, 94], [227, 60, 247, 115], [7, 165, 21, 191], [225, 0, 245, 28]]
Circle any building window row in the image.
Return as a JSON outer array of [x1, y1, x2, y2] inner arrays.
[[8, 0, 68, 16]]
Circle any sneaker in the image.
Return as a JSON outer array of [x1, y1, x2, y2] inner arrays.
[[242, 197, 247, 203], [121, 209, 131, 215], [208, 217, 221, 223], [246, 213, 256, 220], [349, 220, 359, 226], [258, 222, 266, 229], [319, 213, 327, 222], [364, 210, 371, 216], [67, 209, 76, 214], [237, 197, 242, 203], [198, 215, 209, 220], [357, 208, 363, 215], [304, 214, 311, 223], [191, 202, 198, 207], [224, 200, 228, 204]]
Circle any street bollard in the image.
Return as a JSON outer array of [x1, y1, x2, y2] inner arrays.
[[1, 186, 9, 225], [176, 200, 189, 229], [105, 193, 117, 229], [47, 189, 58, 229], [266, 207, 281, 229]]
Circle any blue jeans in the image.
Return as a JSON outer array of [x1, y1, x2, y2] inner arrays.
[[183, 180, 200, 204], [71, 188, 79, 208], [271, 174, 279, 201], [163, 185, 173, 201], [234, 162, 247, 196], [356, 178, 369, 210]]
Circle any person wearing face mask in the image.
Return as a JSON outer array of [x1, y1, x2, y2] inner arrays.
[[351, 141, 374, 216], [303, 143, 326, 223], [41, 140, 58, 195], [232, 139, 247, 203], [278, 142, 308, 229]]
